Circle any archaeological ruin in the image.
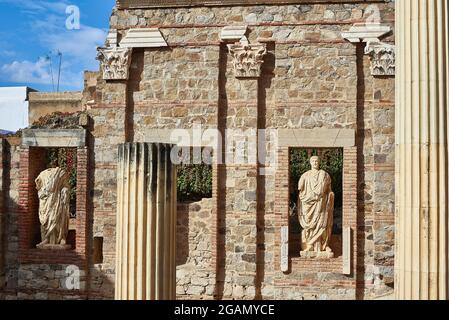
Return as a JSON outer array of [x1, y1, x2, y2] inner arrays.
[[0, 0, 448, 300]]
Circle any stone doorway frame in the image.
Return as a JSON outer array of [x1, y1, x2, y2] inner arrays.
[[18, 129, 89, 267], [274, 128, 357, 276]]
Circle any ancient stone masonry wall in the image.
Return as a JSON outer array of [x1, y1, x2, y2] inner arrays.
[[116, 0, 378, 9], [14, 264, 87, 300], [0, 128, 96, 300], [0, 139, 21, 298], [0, 1, 396, 301], [99, 1, 395, 300], [130, 46, 220, 140], [28, 92, 83, 125], [176, 199, 215, 299], [86, 70, 127, 299]]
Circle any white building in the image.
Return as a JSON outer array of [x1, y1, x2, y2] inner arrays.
[[0, 87, 36, 132]]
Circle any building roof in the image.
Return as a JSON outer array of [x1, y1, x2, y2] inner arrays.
[[0, 86, 37, 101], [0, 86, 37, 132]]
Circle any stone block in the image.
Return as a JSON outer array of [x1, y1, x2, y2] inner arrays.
[[22, 129, 86, 147]]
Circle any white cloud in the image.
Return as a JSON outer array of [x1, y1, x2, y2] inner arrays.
[[0, 57, 82, 87], [1, 58, 51, 84], [0, 0, 108, 89], [40, 25, 107, 70], [0, 0, 69, 14], [25, 5, 108, 67]]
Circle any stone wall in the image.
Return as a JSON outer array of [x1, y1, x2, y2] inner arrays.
[[14, 264, 86, 300], [1, 139, 21, 296], [28, 92, 83, 125], [87, 81, 125, 300], [0, 0, 396, 300], [176, 198, 215, 299], [95, 0, 395, 300], [0, 137, 96, 300]]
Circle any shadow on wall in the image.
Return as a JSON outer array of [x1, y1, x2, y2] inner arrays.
[[0, 192, 115, 299], [0, 132, 115, 300], [355, 43, 367, 301], [213, 43, 228, 300], [176, 203, 190, 266], [255, 41, 276, 300]]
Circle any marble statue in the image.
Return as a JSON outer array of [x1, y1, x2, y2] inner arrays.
[[35, 167, 71, 250], [297, 156, 334, 258]]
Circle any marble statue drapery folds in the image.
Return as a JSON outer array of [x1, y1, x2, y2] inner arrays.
[[298, 156, 334, 258], [35, 167, 71, 248]]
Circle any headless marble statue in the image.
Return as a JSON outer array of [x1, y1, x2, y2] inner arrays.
[[298, 156, 335, 258], [35, 167, 71, 250]]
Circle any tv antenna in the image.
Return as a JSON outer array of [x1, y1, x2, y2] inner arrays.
[[45, 54, 55, 92], [56, 51, 62, 92], [46, 51, 63, 92]]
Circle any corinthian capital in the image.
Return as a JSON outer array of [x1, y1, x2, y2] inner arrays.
[[365, 43, 395, 77], [342, 22, 395, 77], [96, 47, 132, 81], [227, 36, 267, 78]]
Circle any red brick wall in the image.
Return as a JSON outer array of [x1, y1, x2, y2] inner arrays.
[[18, 147, 46, 252], [18, 147, 89, 268], [273, 146, 358, 298], [75, 147, 88, 263]]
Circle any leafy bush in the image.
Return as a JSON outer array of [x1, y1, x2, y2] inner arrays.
[[177, 164, 212, 202]]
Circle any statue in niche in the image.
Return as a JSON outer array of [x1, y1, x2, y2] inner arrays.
[[297, 156, 334, 258], [35, 167, 71, 250]]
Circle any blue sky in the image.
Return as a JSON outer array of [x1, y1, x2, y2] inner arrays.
[[0, 0, 115, 92]]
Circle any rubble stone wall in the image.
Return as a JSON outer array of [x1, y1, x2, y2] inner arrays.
[[0, 1, 395, 300], [94, 1, 396, 300], [176, 198, 215, 299], [28, 92, 83, 125], [0, 139, 21, 298], [106, 1, 394, 300]]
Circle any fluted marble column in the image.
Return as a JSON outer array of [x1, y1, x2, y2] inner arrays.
[[115, 143, 176, 300], [395, 0, 449, 300]]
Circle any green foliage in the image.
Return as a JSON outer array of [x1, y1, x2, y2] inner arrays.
[[177, 164, 212, 202], [47, 148, 77, 216]]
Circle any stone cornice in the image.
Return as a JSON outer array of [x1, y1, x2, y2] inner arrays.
[[28, 92, 83, 103], [116, 0, 386, 9]]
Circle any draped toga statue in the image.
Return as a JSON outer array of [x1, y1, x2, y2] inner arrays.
[[35, 167, 71, 250], [298, 156, 334, 258]]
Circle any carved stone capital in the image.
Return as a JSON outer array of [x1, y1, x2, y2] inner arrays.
[[227, 37, 267, 78], [365, 42, 395, 77], [96, 47, 132, 81], [342, 23, 395, 77]]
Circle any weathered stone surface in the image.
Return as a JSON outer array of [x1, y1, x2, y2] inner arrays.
[[228, 37, 267, 78], [0, 1, 397, 301], [97, 47, 132, 80], [22, 129, 86, 147], [28, 92, 82, 125], [120, 28, 168, 48]]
